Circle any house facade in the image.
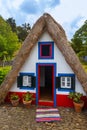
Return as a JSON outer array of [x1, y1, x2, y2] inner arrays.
[[9, 32, 87, 107], [0, 13, 87, 107]]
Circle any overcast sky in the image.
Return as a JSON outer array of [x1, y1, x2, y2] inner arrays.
[[0, 0, 87, 40]]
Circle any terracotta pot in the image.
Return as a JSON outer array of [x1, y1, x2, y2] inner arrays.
[[73, 101, 84, 113], [11, 98, 20, 107], [23, 99, 32, 108]]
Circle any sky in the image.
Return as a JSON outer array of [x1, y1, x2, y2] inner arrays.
[[0, 0, 87, 40]]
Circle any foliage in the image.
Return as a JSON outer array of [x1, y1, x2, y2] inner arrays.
[[23, 92, 34, 101], [0, 16, 31, 63], [82, 64, 87, 72], [0, 66, 11, 85], [6, 17, 31, 42], [6, 18, 17, 33], [10, 93, 19, 100], [71, 20, 87, 61], [17, 24, 30, 42], [68, 92, 83, 103], [0, 16, 20, 62]]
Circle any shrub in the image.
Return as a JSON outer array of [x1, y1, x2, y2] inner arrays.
[[0, 66, 11, 85], [68, 92, 83, 103], [10, 93, 19, 100]]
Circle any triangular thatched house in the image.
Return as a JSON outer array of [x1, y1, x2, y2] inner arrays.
[[0, 13, 87, 107]]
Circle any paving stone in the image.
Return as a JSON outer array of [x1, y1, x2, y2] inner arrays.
[[36, 128, 42, 130], [0, 104, 87, 130]]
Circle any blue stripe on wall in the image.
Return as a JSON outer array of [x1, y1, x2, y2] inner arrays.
[[20, 72, 34, 76], [58, 73, 75, 77]]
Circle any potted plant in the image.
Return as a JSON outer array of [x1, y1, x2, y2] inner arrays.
[[10, 93, 20, 107], [68, 92, 84, 112], [22, 92, 34, 108]]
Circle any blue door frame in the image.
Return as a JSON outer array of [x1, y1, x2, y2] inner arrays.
[[36, 63, 56, 107]]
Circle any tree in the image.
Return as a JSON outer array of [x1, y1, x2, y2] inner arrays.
[[17, 23, 31, 42], [6, 18, 17, 33], [0, 16, 20, 63], [22, 23, 31, 31], [71, 20, 87, 60], [6, 17, 31, 42]]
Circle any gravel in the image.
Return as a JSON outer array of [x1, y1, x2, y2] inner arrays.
[[0, 103, 87, 130]]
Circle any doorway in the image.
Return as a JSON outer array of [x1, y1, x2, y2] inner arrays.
[[38, 65, 54, 101]]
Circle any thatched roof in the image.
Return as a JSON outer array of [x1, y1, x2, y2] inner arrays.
[[0, 13, 87, 103]]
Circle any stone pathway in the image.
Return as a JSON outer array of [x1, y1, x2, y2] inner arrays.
[[0, 104, 87, 130]]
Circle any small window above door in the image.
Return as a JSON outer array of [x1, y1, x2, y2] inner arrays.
[[41, 44, 50, 56], [38, 42, 54, 59]]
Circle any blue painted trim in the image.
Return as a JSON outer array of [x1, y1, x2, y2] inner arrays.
[[58, 73, 75, 77], [19, 72, 35, 90], [53, 63, 56, 107], [36, 63, 56, 107], [36, 64, 39, 105], [20, 87, 35, 90], [58, 88, 75, 92], [20, 72, 34, 76], [57, 73, 75, 92], [38, 41, 54, 59]]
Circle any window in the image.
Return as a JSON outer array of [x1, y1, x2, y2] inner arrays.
[[23, 76, 32, 87], [61, 77, 71, 88], [17, 73, 36, 89], [56, 73, 75, 91], [38, 42, 54, 59], [41, 44, 51, 56]]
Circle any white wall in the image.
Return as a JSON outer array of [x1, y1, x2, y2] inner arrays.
[[10, 32, 86, 95]]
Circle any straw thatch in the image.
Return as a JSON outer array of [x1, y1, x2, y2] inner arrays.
[[0, 13, 87, 104]]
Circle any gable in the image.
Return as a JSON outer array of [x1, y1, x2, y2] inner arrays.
[[20, 31, 74, 74]]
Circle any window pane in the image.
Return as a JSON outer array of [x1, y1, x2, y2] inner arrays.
[[61, 77, 66, 88], [62, 77, 65, 81], [28, 76, 32, 87], [23, 76, 32, 87], [67, 83, 71, 87], [42, 45, 50, 56], [61, 76, 71, 88], [66, 77, 71, 88], [67, 77, 70, 81], [61, 82, 65, 86], [23, 76, 29, 86]]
